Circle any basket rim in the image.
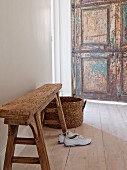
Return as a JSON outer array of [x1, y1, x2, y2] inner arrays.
[[56, 96, 84, 103]]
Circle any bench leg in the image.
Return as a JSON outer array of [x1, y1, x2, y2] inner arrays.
[[30, 112, 50, 170], [56, 93, 67, 133], [3, 125, 19, 170]]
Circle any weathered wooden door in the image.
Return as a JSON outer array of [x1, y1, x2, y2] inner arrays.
[[72, 0, 127, 101]]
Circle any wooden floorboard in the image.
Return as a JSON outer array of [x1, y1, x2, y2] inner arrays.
[[11, 101, 127, 170], [98, 103, 127, 170], [65, 102, 106, 170]]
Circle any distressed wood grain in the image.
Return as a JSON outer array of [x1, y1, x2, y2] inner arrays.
[[72, 0, 127, 102]]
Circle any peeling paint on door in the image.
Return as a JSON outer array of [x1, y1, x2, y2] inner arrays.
[[123, 4, 127, 44], [72, 0, 127, 101], [82, 59, 107, 93]]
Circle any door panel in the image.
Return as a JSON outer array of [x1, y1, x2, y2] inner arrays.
[[82, 59, 108, 93], [81, 0, 127, 6], [123, 58, 127, 94], [76, 53, 111, 100], [72, 0, 127, 102], [82, 7, 108, 45], [122, 4, 127, 46]]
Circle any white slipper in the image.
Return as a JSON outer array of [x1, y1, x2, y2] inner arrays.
[[64, 135, 92, 147], [58, 131, 79, 144]]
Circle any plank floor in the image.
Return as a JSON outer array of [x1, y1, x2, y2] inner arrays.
[[12, 101, 127, 170]]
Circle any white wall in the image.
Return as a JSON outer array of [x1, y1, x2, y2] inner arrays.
[[0, 0, 51, 168], [53, 0, 72, 96], [0, 0, 52, 105], [59, 0, 72, 96]]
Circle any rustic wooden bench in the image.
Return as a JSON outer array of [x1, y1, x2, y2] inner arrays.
[[0, 84, 67, 170]]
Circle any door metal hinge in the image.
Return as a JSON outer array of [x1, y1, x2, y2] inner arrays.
[[71, 3, 76, 10]]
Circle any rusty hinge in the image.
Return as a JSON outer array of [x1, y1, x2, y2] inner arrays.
[[71, 3, 76, 10], [72, 48, 76, 54]]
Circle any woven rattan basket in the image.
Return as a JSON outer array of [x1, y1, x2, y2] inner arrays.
[[44, 97, 86, 129]]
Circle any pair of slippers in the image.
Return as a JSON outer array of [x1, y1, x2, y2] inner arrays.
[[58, 131, 92, 147]]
